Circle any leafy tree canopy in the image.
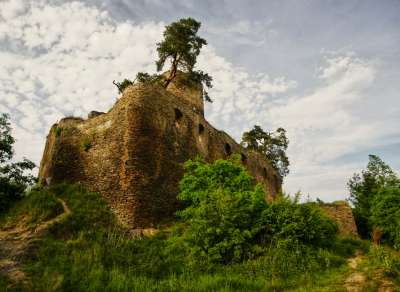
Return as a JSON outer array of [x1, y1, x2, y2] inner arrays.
[[176, 156, 337, 264], [0, 113, 36, 213], [177, 156, 267, 263], [241, 125, 289, 178], [348, 154, 400, 238], [156, 17, 213, 101], [371, 187, 400, 249]]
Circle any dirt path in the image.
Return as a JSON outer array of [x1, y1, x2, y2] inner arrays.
[[344, 252, 366, 292], [344, 250, 396, 292], [0, 198, 71, 285]]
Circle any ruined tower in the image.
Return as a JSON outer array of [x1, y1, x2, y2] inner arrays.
[[39, 74, 282, 228]]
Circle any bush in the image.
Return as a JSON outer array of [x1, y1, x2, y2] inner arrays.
[[113, 79, 133, 94], [371, 187, 400, 249], [0, 113, 36, 214], [261, 198, 338, 248], [176, 156, 338, 264], [177, 156, 268, 264]]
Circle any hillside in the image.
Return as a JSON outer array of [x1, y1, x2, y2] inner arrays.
[[1, 182, 399, 291]]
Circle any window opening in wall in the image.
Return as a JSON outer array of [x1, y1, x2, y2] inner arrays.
[[198, 124, 205, 134], [174, 108, 183, 121], [241, 153, 247, 164], [224, 143, 232, 156], [262, 167, 267, 178]]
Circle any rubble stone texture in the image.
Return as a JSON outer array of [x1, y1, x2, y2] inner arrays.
[[318, 202, 359, 237], [39, 76, 282, 228]]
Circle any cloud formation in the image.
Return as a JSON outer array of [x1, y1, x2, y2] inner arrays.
[[0, 0, 398, 201], [0, 0, 294, 167]]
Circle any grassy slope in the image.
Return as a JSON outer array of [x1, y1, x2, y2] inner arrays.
[[0, 184, 399, 292]]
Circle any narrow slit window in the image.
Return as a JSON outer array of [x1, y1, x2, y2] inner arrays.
[[241, 153, 247, 164], [174, 108, 183, 121], [224, 143, 232, 156], [262, 167, 267, 178], [198, 124, 205, 134]]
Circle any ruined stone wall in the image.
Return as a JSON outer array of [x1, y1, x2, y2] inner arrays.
[[318, 202, 358, 237], [39, 79, 282, 228]]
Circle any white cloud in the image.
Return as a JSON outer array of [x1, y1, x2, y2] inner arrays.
[[0, 0, 294, 169], [0, 0, 397, 202]]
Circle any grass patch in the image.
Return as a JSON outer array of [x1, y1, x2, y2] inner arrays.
[[1, 185, 357, 291], [0, 187, 63, 229], [2, 184, 395, 291]]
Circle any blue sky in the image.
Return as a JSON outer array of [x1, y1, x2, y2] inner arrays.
[[0, 0, 399, 201]]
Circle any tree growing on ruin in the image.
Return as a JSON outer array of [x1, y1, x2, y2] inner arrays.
[[241, 125, 289, 178], [156, 17, 213, 101], [113, 79, 133, 94]]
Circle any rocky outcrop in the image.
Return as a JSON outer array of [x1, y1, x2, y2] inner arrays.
[[39, 76, 282, 228]]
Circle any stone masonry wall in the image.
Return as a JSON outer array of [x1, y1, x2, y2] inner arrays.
[[39, 78, 282, 228], [318, 202, 358, 237]]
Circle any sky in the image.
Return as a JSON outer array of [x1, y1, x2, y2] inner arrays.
[[0, 0, 399, 201]]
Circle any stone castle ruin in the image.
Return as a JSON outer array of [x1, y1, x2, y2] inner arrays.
[[39, 74, 282, 228]]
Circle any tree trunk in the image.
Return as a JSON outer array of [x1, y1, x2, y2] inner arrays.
[[164, 54, 179, 88], [372, 226, 383, 245]]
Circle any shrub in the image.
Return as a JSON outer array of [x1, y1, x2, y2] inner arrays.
[[0, 113, 36, 214], [54, 126, 62, 137], [135, 72, 161, 84], [176, 156, 338, 264], [371, 187, 400, 249], [177, 156, 268, 264], [261, 198, 338, 248], [113, 79, 133, 94]]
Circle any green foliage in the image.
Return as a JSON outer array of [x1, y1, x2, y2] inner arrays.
[[330, 236, 370, 257], [80, 131, 96, 152], [241, 125, 290, 177], [156, 17, 206, 75], [190, 70, 213, 102], [54, 126, 62, 137], [156, 18, 213, 101], [262, 198, 338, 248], [348, 154, 400, 238], [0, 183, 380, 291], [177, 156, 268, 263], [176, 156, 337, 265], [134, 72, 161, 84], [370, 187, 400, 249], [0, 113, 36, 214], [113, 79, 134, 94], [0, 186, 63, 227], [365, 245, 400, 279]]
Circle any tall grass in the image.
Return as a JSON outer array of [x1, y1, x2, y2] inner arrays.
[[1, 184, 371, 291], [0, 187, 63, 229]]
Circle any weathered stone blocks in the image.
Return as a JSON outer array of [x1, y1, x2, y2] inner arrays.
[[39, 78, 282, 228]]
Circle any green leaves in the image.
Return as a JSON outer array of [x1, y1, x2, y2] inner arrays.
[[113, 79, 133, 94], [177, 157, 267, 263], [241, 125, 289, 177], [155, 18, 213, 101], [348, 154, 400, 239], [371, 187, 400, 249], [176, 157, 337, 264], [156, 18, 206, 73], [0, 113, 36, 213]]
